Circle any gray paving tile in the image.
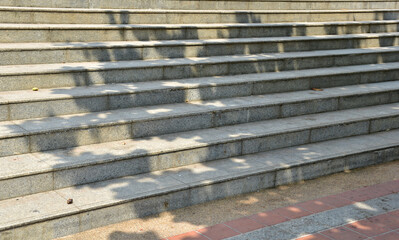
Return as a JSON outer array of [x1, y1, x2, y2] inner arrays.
[[225, 226, 296, 240], [274, 217, 331, 239], [364, 193, 399, 213]]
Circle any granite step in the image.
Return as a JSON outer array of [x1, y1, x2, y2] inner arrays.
[[1, 101, 399, 199], [1, 47, 399, 91], [0, 0, 398, 10], [1, 0, 399, 239], [1, 33, 399, 66], [0, 20, 398, 43], [1, 129, 398, 239], [1, 63, 399, 121], [1, 7, 398, 24]]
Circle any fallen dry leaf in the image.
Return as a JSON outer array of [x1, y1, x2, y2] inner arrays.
[[311, 88, 323, 91]]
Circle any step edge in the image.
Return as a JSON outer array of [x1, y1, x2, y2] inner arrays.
[[1, 46, 399, 76], [1, 32, 398, 52], [0, 20, 398, 30], [1, 6, 399, 14]]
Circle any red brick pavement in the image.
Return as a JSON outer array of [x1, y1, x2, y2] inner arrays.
[[165, 180, 399, 240]]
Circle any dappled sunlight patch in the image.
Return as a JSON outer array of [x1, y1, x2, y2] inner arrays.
[[227, 132, 255, 138], [286, 206, 302, 213], [238, 196, 259, 205], [190, 165, 217, 175], [189, 100, 227, 107], [263, 160, 291, 167], [136, 177, 159, 184], [297, 147, 309, 151], [353, 202, 378, 212], [146, 108, 173, 114], [231, 158, 253, 166]]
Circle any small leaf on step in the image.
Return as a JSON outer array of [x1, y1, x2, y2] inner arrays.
[[311, 88, 323, 91]]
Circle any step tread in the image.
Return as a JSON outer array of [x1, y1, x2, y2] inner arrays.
[[0, 32, 398, 51], [1, 128, 398, 230], [2, 101, 399, 180], [1, 81, 399, 139], [1, 62, 398, 104], [1, 6, 399, 13], [0, 20, 398, 29], [1, 46, 398, 76]]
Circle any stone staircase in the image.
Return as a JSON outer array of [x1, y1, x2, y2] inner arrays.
[[1, 1, 399, 239]]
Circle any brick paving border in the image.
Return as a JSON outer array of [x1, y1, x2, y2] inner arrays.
[[299, 210, 399, 240], [164, 180, 399, 240]]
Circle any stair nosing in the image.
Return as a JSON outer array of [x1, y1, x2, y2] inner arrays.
[[1, 6, 399, 13], [1, 46, 398, 76], [0, 20, 398, 30], [0, 32, 398, 52]]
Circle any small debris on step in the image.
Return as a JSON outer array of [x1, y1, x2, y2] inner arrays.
[[67, 199, 73, 204], [32, 87, 39, 91], [311, 88, 323, 91]]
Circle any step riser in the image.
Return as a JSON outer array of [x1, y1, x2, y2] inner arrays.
[[1, 22, 398, 43], [1, 0, 399, 10], [2, 145, 398, 239], [3, 68, 399, 121], [2, 35, 399, 66], [2, 50, 398, 91], [1, 10, 399, 24], [1, 91, 398, 189]]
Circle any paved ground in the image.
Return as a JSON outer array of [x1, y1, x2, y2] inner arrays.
[[168, 180, 399, 239], [59, 160, 399, 240]]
